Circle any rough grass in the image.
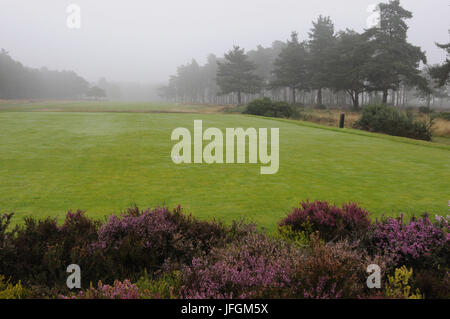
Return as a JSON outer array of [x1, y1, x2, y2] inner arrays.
[[0, 102, 449, 231]]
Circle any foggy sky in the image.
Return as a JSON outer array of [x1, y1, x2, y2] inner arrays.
[[1, 0, 449, 84]]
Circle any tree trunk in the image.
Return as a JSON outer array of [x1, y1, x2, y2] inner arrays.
[[382, 90, 388, 104], [292, 87, 296, 105], [353, 92, 360, 110], [317, 88, 323, 105], [237, 91, 242, 105]]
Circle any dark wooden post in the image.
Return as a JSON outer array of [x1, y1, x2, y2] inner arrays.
[[339, 113, 345, 129]]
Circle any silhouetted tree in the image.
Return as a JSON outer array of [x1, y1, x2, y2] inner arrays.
[[216, 46, 263, 105], [308, 15, 336, 106], [364, 0, 426, 104], [87, 86, 106, 100], [271, 32, 308, 104], [328, 30, 372, 110], [430, 33, 450, 87], [0, 49, 88, 99]]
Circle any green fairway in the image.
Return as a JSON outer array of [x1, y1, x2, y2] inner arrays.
[[0, 100, 223, 113], [0, 104, 449, 231]]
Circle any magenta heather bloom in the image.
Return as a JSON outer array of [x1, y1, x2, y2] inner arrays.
[[180, 233, 301, 299], [303, 277, 343, 299], [373, 214, 449, 264], [280, 201, 371, 241], [95, 207, 178, 250], [60, 280, 142, 299]]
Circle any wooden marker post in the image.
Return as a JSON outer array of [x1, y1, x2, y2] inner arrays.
[[339, 113, 345, 129]]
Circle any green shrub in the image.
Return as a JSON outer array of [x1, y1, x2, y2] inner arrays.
[[314, 104, 327, 110], [276, 225, 311, 248], [244, 98, 293, 118], [385, 266, 423, 299], [354, 105, 433, 141], [135, 271, 182, 299], [418, 106, 432, 114], [0, 275, 31, 299]]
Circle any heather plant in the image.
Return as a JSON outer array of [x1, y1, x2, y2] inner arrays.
[[60, 280, 145, 299], [180, 232, 302, 299], [0, 213, 14, 245], [1, 216, 62, 285], [293, 234, 393, 299], [280, 201, 371, 242], [0, 210, 100, 289], [82, 205, 234, 283], [0, 203, 448, 299], [413, 270, 450, 299], [372, 214, 449, 269]]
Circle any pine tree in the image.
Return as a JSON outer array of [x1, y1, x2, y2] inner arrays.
[[216, 46, 263, 105], [364, 0, 426, 104], [308, 15, 336, 106], [328, 30, 372, 110], [430, 32, 450, 87], [271, 32, 308, 104]]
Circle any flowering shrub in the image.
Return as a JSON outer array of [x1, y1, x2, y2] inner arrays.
[[0, 203, 448, 299], [81, 205, 233, 284], [180, 232, 302, 299], [0, 210, 100, 289], [294, 234, 393, 299], [60, 280, 145, 299], [413, 270, 450, 299], [280, 201, 371, 242], [372, 214, 449, 267]]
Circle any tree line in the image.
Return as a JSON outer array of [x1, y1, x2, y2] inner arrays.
[[0, 49, 111, 100], [0, 49, 89, 100], [159, 0, 450, 109]]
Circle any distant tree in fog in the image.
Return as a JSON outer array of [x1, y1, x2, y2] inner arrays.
[[327, 30, 372, 110], [363, 0, 427, 104], [308, 15, 336, 106], [159, 0, 449, 109], [430, 33, 450, 87], [0, 49, 89, 100], [216, 46, 263, 105], [271, 32, 308, 105], [87, 86, 106, 100]]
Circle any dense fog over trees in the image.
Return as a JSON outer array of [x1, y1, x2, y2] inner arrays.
[[0, 49, 89, 99], [0, 0, 448, 106], [159, 1, 449, 108]]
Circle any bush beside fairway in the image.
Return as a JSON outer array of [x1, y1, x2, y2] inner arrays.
[[0, 103, 449, 231]]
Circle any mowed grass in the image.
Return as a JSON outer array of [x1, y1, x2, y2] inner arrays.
[[0, 100, 224, 114], [0, 103, 449, 231]]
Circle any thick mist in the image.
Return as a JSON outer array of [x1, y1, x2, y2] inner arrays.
[[0, 0, 449, 86]]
